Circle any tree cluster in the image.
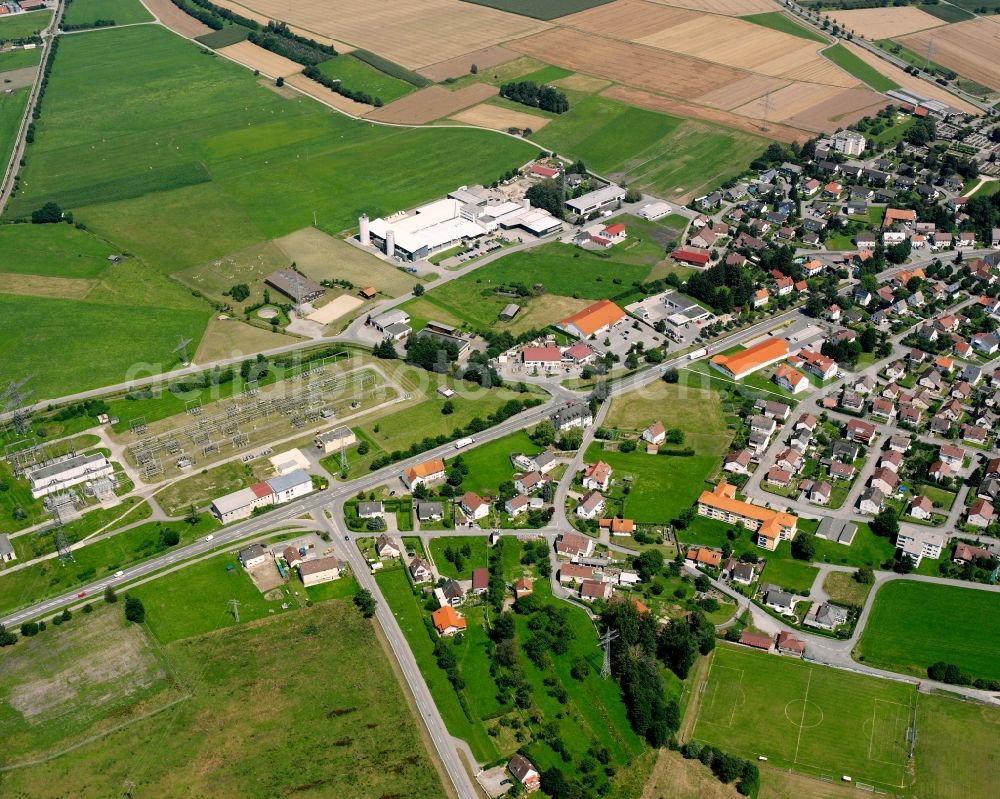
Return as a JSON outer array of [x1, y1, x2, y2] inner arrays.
[[499, 81, 569, 114], [524, 179, 565, 219], [680, 741, 760, 796]]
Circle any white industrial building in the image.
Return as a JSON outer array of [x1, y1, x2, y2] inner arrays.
[[565, 184, 626, 216], [638, 201, 672, 221], [362, 185, 561, 261], [211, 469, 313, 523], [26, 453, 115, 499]]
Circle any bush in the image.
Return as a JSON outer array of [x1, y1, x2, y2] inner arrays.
[[20, 621, 39, 637], [124, 596, 145, 624]]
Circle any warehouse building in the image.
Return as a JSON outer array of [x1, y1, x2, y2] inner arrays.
[[211, 469, 313, 523], [26, 453, 115, 499]]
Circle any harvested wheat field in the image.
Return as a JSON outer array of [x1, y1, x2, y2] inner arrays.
[[644, 0, 775, 14], [839, 41, 980, 115], [217, 40, 302, 78], [451, 102, 551, 132], [731, 82, 846, 123], [551, 73, 613, 93], [602, 85, 809, 143], [418, 45, 517, 81], [560, 0, 699, 41], [226, 0, 549, 68], [697, 75, 789, 110], [635, 14, 854, 85], [829, 7, 944, 40], [0, 274, 95, 301], [194, 317, 295, 364], [899, 19, 1000, 92], [509, 27, 745, 100], [365, 83, 498, 124], [283, 73, 374, 116], [141, 0, 212, 37], [210, 0, 352, 49], [783, 87, 887, 131]]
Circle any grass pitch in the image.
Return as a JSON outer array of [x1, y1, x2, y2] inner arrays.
[[693, 645, 915, 790], [914, 692, 1000, 799], [856, 580, 1000, 682]]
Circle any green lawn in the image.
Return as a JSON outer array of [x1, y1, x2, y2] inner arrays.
[[0, 600, 444, 798], [0, 45, 41, 70], [428, 535, 490, 580], [0, 222, 115, 278], [585, 442, 720, 524], [376, 566, 500, 762], [760, 557, 819, 595], [973, 180, 1000, 198], [694, 644, 916, 791], [533, 95, 766, 200], [2, 24, 535, 399], [856, 581, 1000, 681], [62, 0, 154, 27], [455, 429, 536, 495], [315, 54, 414, 105], [0, 87, 29, 179], [823, 44, 899, 93], [743, 12, 829, 43], [914, 692, 1000, 799], [0, 9, 52, 41]]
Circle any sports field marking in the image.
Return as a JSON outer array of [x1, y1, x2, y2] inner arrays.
[[792, 669, 813, 764], [867, 698, 911, 767], [698, 664, 745, 728]]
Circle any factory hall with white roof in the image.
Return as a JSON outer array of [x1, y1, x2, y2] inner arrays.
[[359, 184, 563, 261]]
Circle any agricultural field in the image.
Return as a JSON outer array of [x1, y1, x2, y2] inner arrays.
[[535, 95, 769, 200], [451, 101, 552, 132], [822, 44, 899, 93], [462, 0, 614, 19], [365, 83, 497, 124], [216, 39, 302, 78], [827, 6, 945, 39], [855, 580, 1000, 681], [0, 87, 28, 173], [916, 2, 975, 23], [693, 644, 916, 790], [0, 599, 445, 799], [316, 54, 414, 105], [914, 692, 1000, 799], [0, 10, 52, 41], [62, 0, 154, 28], [0, 46, 41, 71], [226, 0, 551, 69], [897, 19, 1000, 92], [742, 11, 829, 42]]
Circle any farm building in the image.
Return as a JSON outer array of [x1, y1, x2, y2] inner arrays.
[[26, 453, 115, 500], [265, 269, 324, 303], [710, 338, 788, 380]]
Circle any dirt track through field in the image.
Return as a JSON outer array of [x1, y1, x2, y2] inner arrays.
[[418, 45, 518, 82], [220, 0, 550, 68], [217, 40, 302, 78], [364, 83, 498, 124], [899, 18, 1000, 92], [829, 7, 944, 40], [451, 102, 551, 132], [141, 0, 212, 37]]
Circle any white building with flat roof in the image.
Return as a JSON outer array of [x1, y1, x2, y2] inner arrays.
[[26, 453, 114, 499], [566, 184, 626, 216]]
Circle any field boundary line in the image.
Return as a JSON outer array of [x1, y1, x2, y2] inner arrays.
[[792, 668, 813, 765]]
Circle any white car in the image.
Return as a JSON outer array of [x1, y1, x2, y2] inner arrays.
[[205, 535, 214, 542], [114, 570, 124, 578]]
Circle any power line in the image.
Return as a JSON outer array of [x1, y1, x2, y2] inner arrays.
[[229, 598, 241, 623], [598, 628, 619, 680]]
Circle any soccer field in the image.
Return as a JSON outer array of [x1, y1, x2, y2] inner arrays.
[[692, 645, 916, 790]]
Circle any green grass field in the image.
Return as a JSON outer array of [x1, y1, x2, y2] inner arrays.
[[856, 581, 1000, 681], [973, 180, 1000, 198], [533, 95, 766, 200], [914, 692, 1000, 799], [760, 557, 819, 595], [0, 599, 444, 798], [460, 0, 613, 20], [62, 0, 154, 27], [316, 54, 415, 105], [0, 9, 52, 41], [195, 23, 251, 48], [0, 222, 116, 278], [694, 645, 916, 790], [0, 87, 29, 176], [428, 535, 490, 580], [455, 429, 536, 495], [0, 45, 41, 71], [917, 2, 975, 22], [823, 44, 899, 93], [743, 12, 829, 43]]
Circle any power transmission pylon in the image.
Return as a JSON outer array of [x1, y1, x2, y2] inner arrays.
[[762, 91, 772, 133], [924, 37, 934, 73], [598, 628, 619, 680], [229, 599, 241, 622], [173, 336, 193, 366], [339, 441, 348, 473]]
